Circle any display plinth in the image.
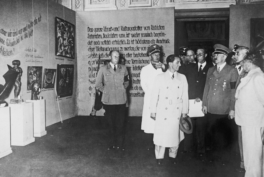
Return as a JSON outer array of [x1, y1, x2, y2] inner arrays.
[[0, 106, 12, 158], [10, 102, 35, 146], [26, 100, 47, 137]]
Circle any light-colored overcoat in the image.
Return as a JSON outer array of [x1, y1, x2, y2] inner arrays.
[[235, 67, 264, 127], [150, 71, 188, 147], [140, 63, 163, 133]]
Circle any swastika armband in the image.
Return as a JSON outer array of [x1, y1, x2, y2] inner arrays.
[[230, 82, 236, 89], [124, 75, 130, 82]]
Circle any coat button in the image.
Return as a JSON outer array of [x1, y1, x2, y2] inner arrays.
[[177, 97, 179, 99], [167, 87, 169, 89], [165, 108, 167, 110], [197, 81, 199, 83], [177, 107, 179, 109], [164, 118, 167, 120], [178, 86, 179, 88], [166, 97, 168, 99], [214, 93, 215, 95]]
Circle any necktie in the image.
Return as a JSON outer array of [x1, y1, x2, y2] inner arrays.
[[172, 73, 174, 79], [114, 65, 116, 71], [217, 67, 221, 73], [198, 65, 203, 75], [238, 66, 242, 71]]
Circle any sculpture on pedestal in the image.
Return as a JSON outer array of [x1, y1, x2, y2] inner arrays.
[[0, 65, 19, 107], [12, 60, 23, 99], [31, 82, 41, 100]]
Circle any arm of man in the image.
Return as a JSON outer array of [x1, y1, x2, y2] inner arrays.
[[140, 67, 148, 92], [202, 68, 213, 114], [229, 68, 239, 117], [150, 75, 161, 120], [254, 74, 264, 106], [123, 67, 129, 89], [95, 67, 104, 92], [182, 75, 189, 118]]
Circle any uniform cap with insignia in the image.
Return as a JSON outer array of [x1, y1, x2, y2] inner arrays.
[[147, 44, 161, 56], [179, 46, 188, 56], [213, 44, 232, 55]]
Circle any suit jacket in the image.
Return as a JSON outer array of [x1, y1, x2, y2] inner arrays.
[[202, 64, 238, 115], [235, 67, 264, 127], [179, 62, 213, 99], [95, 63, 129, 105]]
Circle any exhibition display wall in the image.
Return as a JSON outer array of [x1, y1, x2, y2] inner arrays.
[[76, 8, 175, 116], [0, 0, 77, 126]]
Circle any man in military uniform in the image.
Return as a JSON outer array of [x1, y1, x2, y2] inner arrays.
[[179, 46, 188, 65], [95, 50, 129, 151], [140, 44, 165, 150], [202, 44, 239, 152]]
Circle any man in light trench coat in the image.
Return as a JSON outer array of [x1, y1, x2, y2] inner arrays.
[[140, 44, 165, 150], [150, 55, 188, 165]]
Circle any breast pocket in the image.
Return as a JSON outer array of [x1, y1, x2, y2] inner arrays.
[[104, 73, 112, 82]]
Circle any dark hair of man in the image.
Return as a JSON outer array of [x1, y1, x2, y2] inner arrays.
[[196, 47, 207, 54], [166, 54, 176, 65], [244, 53, 261, 67]]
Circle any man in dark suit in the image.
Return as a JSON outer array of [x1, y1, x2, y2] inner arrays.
[[179, 47, 213, 154], [202, 44, 239, 152]]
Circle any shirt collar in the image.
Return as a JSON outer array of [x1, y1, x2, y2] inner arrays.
[[109, 62, 116, 69], [198, 61, 206, 69], [217, 62, 226, 72]]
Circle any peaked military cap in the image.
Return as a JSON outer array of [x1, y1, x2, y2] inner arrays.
[[147, 44, 161, 56], [179, 46, 188, 56], [213, 44, 231, 55]]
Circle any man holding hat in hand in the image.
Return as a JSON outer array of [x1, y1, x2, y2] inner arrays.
[[150, 55, 188, 165], [140, 44, 166, 150], [202, 44, 238, 152]]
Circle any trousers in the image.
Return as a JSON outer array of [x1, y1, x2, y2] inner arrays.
[[104, 104, 126, 147], [155, 145, 178, 159]]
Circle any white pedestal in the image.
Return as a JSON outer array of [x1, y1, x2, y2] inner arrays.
[[0, 106, 12, 158], [10, 102, 35, 146], [26, 100, 47, 137]]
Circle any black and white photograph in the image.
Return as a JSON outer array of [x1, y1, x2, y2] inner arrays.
[[1, 0, 264, 177]]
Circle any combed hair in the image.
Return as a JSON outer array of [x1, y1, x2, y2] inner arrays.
[[244, 53, 261, 67], [109, 50, 119, 56], [166, 54, 176, 64]]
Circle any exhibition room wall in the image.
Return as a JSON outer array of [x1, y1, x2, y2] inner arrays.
[[0, 0, 76, 126], [229, 4, 264, 49], [76, 8, 175, 116]]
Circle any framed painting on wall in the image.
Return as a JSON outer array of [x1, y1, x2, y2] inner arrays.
[[55, 17, 75, 59], [250, 18, 264, 52], [129, 0, 152, 7], [43, 69, 56, 89], [27, 66, 43, 91], [56, 65, 74, 98]]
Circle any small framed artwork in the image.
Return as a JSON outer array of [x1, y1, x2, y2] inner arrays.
[[55, 17, 75, 59], [129, 0, 152, 7], [43, 69, 56, 89], [27, 66, 43, 91], [56, 65, 74, 98]]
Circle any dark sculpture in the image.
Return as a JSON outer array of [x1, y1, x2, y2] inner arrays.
[[12, 60, 23, 98], [31, 82, 41, 100], [0, 65, 19, 107]]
